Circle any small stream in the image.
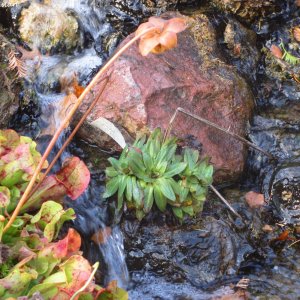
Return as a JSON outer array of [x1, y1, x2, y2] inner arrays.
[[2, 0, 300, 299]]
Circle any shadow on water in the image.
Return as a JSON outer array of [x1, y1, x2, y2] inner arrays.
[[4, 0, 300, 299]]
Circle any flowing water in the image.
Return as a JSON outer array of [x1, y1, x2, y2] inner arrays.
[[3, 0, 300, 299]]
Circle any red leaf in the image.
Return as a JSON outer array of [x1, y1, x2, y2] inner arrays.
[[55, 157, 90, 200], [53, 228, 81, 258]]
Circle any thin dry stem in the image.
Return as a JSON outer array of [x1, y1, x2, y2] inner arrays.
[[3, 27, 156, 234], [28, 77, 109, 199], [209, 184, 242, 219]]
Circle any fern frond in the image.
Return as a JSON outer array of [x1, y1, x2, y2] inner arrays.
[[7, 50, 27, 78], [0, 0, 28, 7], [280, 42, 300, 65]]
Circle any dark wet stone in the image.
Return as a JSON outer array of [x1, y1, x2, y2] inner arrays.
[[268, 165, 300, 226], [223, 18, 260, 80], [123, 216, 249, 287]]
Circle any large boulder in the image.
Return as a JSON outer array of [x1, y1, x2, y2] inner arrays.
[[76, 13, 254, 182]]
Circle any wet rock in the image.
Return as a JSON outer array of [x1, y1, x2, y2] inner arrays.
[[223, 18, 260, 80], [210, 0, 278, 22], [19, 3, 79, 52], [32, 48, 103, 94], [76, 12, 254, 183], [123, 216, 246, 286], [267, 164, 300, 227], [0, 29, 21, 128]]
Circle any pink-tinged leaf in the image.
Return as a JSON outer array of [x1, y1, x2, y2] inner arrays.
[[18, 246, 37, 261], [55, 157, 90, 200], [0, 137, 47, 186], [59, 255, 92, 294], [245, 191, 265, 208], [0, 266, 38, 296], [0, 129, 20, 149], [21, 176, 67, 212], [53, 228, 81, 258], [0, 186, 10, 208]]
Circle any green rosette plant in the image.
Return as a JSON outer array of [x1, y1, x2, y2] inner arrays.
[[104, 128, 213, 220]]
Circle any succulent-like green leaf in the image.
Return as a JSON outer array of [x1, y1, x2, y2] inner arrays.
[[117, 175, 127, 210], [142, 151, 153, 171], [125, 176, 133, 202], [182, 206, 194, 216], [143, 185, 154, 213], [157, 178, 175, 201], [132, 177, 142, 207], [103, 176, 119, 198], [153, 184, 167, 212], [164, 162, 187, 178], [105, 166, 119, 177], [172, 207, 183, 219]]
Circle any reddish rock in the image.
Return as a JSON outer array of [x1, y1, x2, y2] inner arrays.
[[75, 13, 254, 182], [245, 191, 265, 208]]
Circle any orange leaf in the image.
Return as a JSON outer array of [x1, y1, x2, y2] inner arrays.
[[91, 227, 112, 244], [293, 27, 300, 42], [73, 81, 85, 98], [270, 45, 283, 59]]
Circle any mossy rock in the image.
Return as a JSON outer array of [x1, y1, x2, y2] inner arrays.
[[19, 3, 79, 53]]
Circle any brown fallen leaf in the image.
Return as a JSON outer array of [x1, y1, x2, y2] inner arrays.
[[293, 27, 300, 42], [91, 227, 112, 244], [270, 44, 283, 59], [245, 191, 265, 208], [273, 230, 291, 242]]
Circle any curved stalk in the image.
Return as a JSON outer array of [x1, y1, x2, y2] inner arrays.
[[28, 77, 109, 199], [3, 27, 156, 234]]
